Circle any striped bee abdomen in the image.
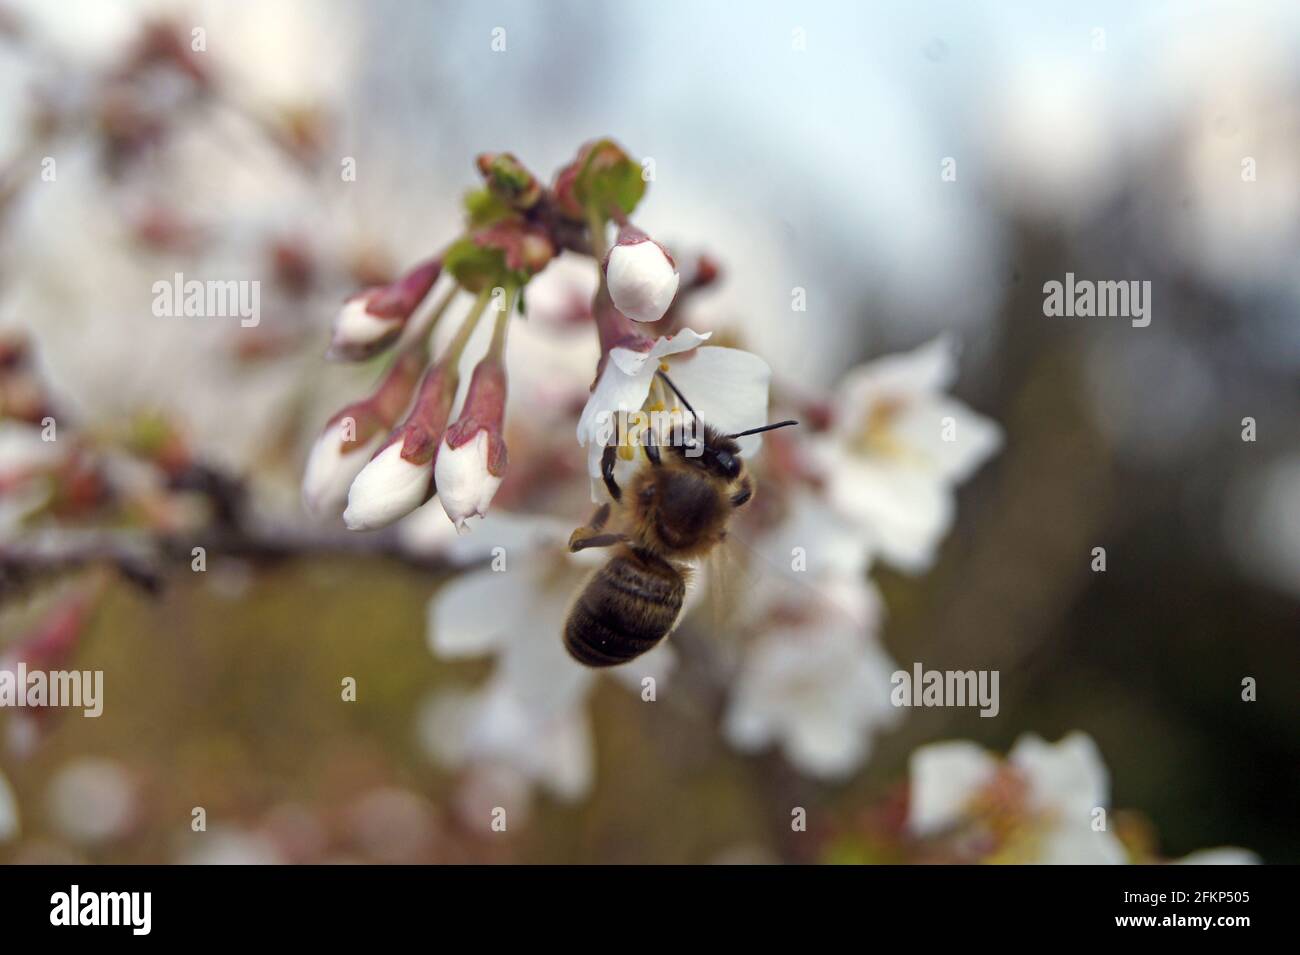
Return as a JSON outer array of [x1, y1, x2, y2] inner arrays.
[[564, 549, 685, 667]]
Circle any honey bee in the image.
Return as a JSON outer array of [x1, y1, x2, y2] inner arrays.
[[563, 372, 797, 668]]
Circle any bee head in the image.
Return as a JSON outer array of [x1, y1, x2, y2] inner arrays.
[[699, 434, 741, 480], [653, 369, 798, 484]]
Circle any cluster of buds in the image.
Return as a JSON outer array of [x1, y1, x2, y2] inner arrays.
[[304, 139, 685, 534]]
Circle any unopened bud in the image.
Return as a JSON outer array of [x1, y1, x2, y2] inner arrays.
[[604, 226, 679, 323], [328, 257, 441, 361], [434, 357, 508, 532], [342, 360, 457, 531], [302, 350, 424, 517], [476, 152, 542, 211], [342, 440, 433, 531]]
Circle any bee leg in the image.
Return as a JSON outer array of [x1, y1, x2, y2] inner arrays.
[[588, 502, 611, 531], [601, 444, 622, 501], [568, 529, 627, 553], [642, 428, 661, 467], [730, 475, 754, 508]]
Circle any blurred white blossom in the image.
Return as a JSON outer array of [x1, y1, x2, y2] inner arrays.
[[420, 511, 674, 802], [724, 491, 897, 777], [812, 335, 1002, 572], [908, 733, 1126, 864]]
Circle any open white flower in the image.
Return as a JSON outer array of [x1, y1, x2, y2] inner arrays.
[[421, 511, 675, 800], [605, 236, 679, 323], [418, 681, 593, 802], [907, 732, 1127, 864], [812, 335, 1002, 572], [724, 569, 898, 779], [576, 328, 772, 500], [343, 441, 432, 530]]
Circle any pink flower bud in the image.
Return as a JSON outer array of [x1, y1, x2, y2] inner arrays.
[[603, 226, 679, 323], [343, 359, 457, 530], [302, 349, 423, 517], [434, 357, 508, 532], [328, 257, 441, 361]]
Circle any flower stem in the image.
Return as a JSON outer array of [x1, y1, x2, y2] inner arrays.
[[439, 285, 493, 371], [587, 208, 609, 262], [487, 282, 518, 360]]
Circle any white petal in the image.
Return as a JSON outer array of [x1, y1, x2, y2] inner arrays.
[[1037, 825, 1127, 865], [494, 583, 593, 723], [817, 442, 954, 573], [891, 397, 1004, 484], [342, 442, 431, 530], [606, 241, 680, 323], [752, 488, 875, 581], [47, 758, 136, 846], [0, 421, 64, 474], [429, 557, 594, 725], [663, 346, 771, 457], [724, 617, 897, 780], [302, 421, 381, 517], [629, 328, 712, 374], [419, 684, 594, 802], [724, 696, 775, 751], [434, 432, 503, 531], [577, 360, 653, 450], [906, 741, 998, 834], [332, 296, 400, 347], [835, 335, 958, 428], [784, 706, 870, 778], [577, 330, 716, 493], [1010, 731, 1110, 821], [427, 565, 530, 657], [532, 706, 594, 800]]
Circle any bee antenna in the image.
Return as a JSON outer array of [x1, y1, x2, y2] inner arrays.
[[655, 370, 699, 420], [726, 420, 800, 439]]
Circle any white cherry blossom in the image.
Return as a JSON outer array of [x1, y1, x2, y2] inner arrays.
[[907, 732, 1126, 864], [576, 328, 772, 500], [812, 335, 1002, 572]]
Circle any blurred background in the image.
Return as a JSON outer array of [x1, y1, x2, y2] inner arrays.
[[0, 0, 1296, 864]]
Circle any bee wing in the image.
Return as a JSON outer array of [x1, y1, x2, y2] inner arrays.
[[702, 537, 744, 644], [707, 520, 873, 637]]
